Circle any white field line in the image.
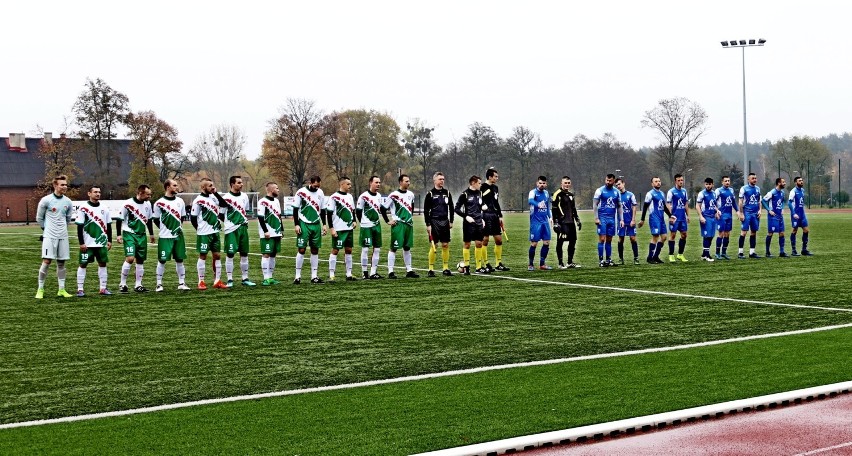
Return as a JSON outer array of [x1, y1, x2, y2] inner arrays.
[[795, 441, 852, 455], [2, 322, 852, 430]]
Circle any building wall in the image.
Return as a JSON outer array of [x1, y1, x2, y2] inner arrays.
[[0, 187, 41, 223]]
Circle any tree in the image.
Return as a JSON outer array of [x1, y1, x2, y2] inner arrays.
[[343, 109, 403, 195], [641, 97, 708, 182], [321, 112, 352, 183], [72, 77, 130, 190], [191, 124, 247, 188], [771, 136, 833, 182], [505, 126, 543, 208], [402, 120, 440, 192], [34, 125, 82, 199], [461, 122, 499, 176], [263, 98, 327, 193], [719, 162, 745, 189], [125, 111, 186, 197], [238, 156, 271, 193]]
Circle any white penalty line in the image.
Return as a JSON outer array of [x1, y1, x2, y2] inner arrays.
[[2, 322, 852, 430]]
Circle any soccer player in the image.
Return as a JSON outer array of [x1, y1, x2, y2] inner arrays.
[[152, 179, 190, 292], [762, 177, 788, 258], [456, 175, 486, 275], [357, 176, 388, 279], [713, 175, 738, 260], [638, 176, 674, 264], [552, 176, 582, 268], [222, 176, 256, 287], [75, 185, 113, 296], [292, 175, 327, 284], [528, 175, 553, 271], [190, 178, 228, 290], [116, 184, 156, 293], [788, 176, 812, 256], [737, 172, 762, 259], [423, 172, 454, 277], [615, 178, 638, 265], [480, 168, 508, 272], [325, 176, 358, 282], [593, 174, 622, 267], [696, 178, 721, 261], [35, 175, 75, 299], [257, 181, 284, 285], [665, 173, 690, 263], [387, 174, 419, 278]]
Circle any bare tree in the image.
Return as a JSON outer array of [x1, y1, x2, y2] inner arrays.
[[72, 77, 130, 189], [191, 124, 246, 188], [402, 119, 440, 192], [641, 97, 708, 182], [263, 98, 326, 192]]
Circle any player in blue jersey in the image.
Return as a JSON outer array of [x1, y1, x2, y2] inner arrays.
[[788, 176, 812, 256], [737, 172, 762, 259], [638, 177, 674, 264], [696, 178, 721, 261], [615, 178, 639, 265], [762, 177, 788, 258], [713, 175, 738, 260], [528, 176, 553, 270], [665, 174, 690, 263], [593, 174, 623, 267]]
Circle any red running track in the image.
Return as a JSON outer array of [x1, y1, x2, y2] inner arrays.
[[525, 393, 852, 456]]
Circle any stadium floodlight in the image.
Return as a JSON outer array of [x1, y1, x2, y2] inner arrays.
[[721, 37, 767, 176]]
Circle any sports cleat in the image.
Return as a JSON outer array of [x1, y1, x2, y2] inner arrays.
[[76, 290, 86, 298], [738, 253, 746, 259], [764, 253, 773, 258], [269, 278, 282, 285], [559, 263, 568, 269], [607, 260, 617, 267], [791, 250, 800, 257], [749, 253, 761, 259], [485, 263, 495, 273], [527, 265, 535, 271], [197, 281, 208, 291], [495, 263, 510, 271], [405, 270, 420, 278], [801, 250, 813, 256], [241, 279, 256, 287], [212, 280, 228, 289], [646, 257, 655, 264], [35, 288, 44, 299], [310, 277, 324, 284], [599, 261, 608, 268], [474, 267, 488, 274], [442, 269, 453, 276], [226, 280, 234, 288], [539, 264, 553, 270], [569, 263, 582, 268], [57, 289, 73, 298], [721, 253, 731, 260], [462, 266, 471, 276], [99, 288, 113, 295], [427, 270, 437, 278], [668, 255, 675, 263], [676, 254, 688, 262], [779, 252, 789, 258], [177, 283, 191, 291], [293, 278, 301, 285], [119, 285, 130, 294], [701, 256, 715, 262], [155, 284, 164, 292], [261, 278, 275, 286], [714, 254, 722, 260], [369, 273, 383, 280], [346, 275, 358, 281], [134, 285, 149, 293], [363, 271, 370, 279], [633, 258, 641, 265], [387, 272, 398, 279]]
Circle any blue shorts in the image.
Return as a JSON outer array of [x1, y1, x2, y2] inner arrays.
[[617, 224, 636, 237], [597, 217, 616, 237], [767, 216, 785, 233], [717, 217, 733, 233], [700, 218, 717, 238], [529, 221, 552, 242], [669, 220, 688, 233], [649, 219, 667, 236], [791, 214, 808, 229], [741, 212, 760, 232]]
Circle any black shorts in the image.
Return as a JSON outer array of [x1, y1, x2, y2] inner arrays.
[[483, 212, 501, 236], [463, 221, 484, 243], [557, 222, 577, 241], [429, 220, 451, 243]]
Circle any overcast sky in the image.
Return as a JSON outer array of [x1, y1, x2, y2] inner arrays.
[[4, 0, 851, 159]]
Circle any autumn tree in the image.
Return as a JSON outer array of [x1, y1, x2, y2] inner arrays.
[[402, 119, 440, 192], [191, 124, 247, 188], [72, 77, 130, 190], [641, 97, 708, 182], [263, 98, 327, 193], [125, 111, 186, 198], [771, 136, 833, 181], [342, 109, 403, 195], [35, 125, 82, 199]]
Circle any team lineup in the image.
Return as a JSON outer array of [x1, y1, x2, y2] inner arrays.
[[32, 169, 814, 297]]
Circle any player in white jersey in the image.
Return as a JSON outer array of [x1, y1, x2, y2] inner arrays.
[[387, 174, 420, 278], [293, 175, 328, 284], [356, 175, 390, 279], [75, 185, 113, 296], [190, 178, 229, 290], [115, 184, 155, 293], [257, 182, 284, 285], [325, 176, 358, 281], [222, 176, 256, 287], [35, 175, 75, 299], [152, 179, 190, 292]]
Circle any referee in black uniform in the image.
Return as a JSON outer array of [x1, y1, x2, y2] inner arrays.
[[455, 175, 485, 275], [423, 172, 454, 277], [552, 176, 582, 268], [480, 168, 509, 272]]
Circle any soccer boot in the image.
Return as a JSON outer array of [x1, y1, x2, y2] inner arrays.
[[527, 265, 535, 271], [119, 284, 130, 294], [427, 270, 437, 278], [405, 270, 420, 278], [669, 255, 676, 263], [57, 289, 74, 298], [310, 277, 325, 284], [241, 279, 257, 287], [559, 263, 568, 269], [212, 280, 228, 289], [721, 253, 731, 260], [226, 279, 234, 288], [485, 263, 495, 273], [495, 263, 510, 271], [369, 273, 383, 280], [714, 254, 722, 260], [764, 252, 774, 258], [701, 256, 715, 262], [261, 278, 275, 286], [568, 263, 582, 268], [539, 264, 552, 270], [738, 253, 746, 259], [99, 288, 113, 295], [363, 271, 370, 279], [599, 260, 607, 268], [676, 254, 688, 262], [646, 257, 656, 264], [633, 258, 641, 265], [177, 283, 191, 291], [293, 278, 301, 285], [76, 290, 86, 298], [749, 253, 761, 259], [474, 267, 488, 274], [269, 278, 282, 285], [801, 250, 813, 256], [791, 250, 800, 257], [442, 269, 453, 276], [346, 275, 358, 281], [779, 252, 789, 258], [197, 281, 208, 290], [463, 266, 471, 276], [387, 272, 398, 279], [35, 288, 44, 299], [606, 260, 617, 267], [155, 284, 164, 292], [134, 285, 150, 293]]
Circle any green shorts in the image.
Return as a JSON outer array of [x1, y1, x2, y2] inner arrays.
[[390, 223, 414, 250], [331, 230, 354, 250], [296, 222, 322, 249], [196, 233, 221, 255], [158, 236, 187, 262], [359, 225, 382, 249], [79, 246, 110, 266], [260, 236, 282, 256], [122, 232, 148, 262], [224, 225, 250, 255]]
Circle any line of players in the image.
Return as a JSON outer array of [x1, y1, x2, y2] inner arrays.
[[570, 171, 814, 268]]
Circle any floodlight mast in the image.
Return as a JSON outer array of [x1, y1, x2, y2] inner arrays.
[[721, 38, 766, 177]]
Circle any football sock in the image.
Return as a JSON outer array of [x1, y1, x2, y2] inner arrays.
[[240, 256, 249, 280], [802, 232, 809, 250], [388, 251, 396, 273], [765, 235, 772, 254], [678, 238, 686, 254], [482, 246, 488, 265], [556, 237, 565, 264], [225, 257, 234, 281], [475, 246, 483, 269], [295, 252, 304, 279], [716, 237, 723, 255], [441, 246, 450, 270], [38, 263, 48, 289], [722, 237, 729, 254], [213, 260, 221, 282], [540, 244, 549, 265], [604, 242, 611, 260], [648, 243, 655, 259], [668, 240, 675, 255], [135, 264, 144, 287], [528, 246, 535, 266], [156, 262, 165, 285], [631, 240, 638, 259], [76, 267, 86, 290], [121, 261, 132, 286], [57, 262, 66, 289], [495, 244, 503, 264], [568, 241, 576, 263], [371, 249, 380, 275], [261, 257, 270, 279], [269, 257, 276, 277], [597, 242, 604, 260], [428, 248, 436, 270], [779, 236, 785, 253], [98, 266, 108, 289], [329, 254, 337, 276], [464, 247, 471, 267], [310, 254, 318, 279], [790, 233, 797, 250], [655, 241, 664, 258], [738, 235, 745, 251], [344, 254, 352, 276], [361, 247, 369, 274], [749, 235, 756, 249], [176, 262, 186, 284], [197, 259, 206, 283], [617, 241, 624, 260], [403, 250, 412, 271]]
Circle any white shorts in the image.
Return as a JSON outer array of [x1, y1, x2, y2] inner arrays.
[[42, 237, 71, 260]]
